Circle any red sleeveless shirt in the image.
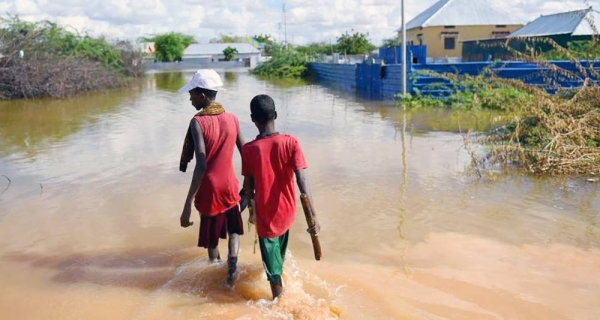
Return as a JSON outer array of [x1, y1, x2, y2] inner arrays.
[[194, 112, 241, 216]]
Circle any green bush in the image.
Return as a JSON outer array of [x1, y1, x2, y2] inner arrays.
[[0, 15, 139, 75], [251, 45, 307, 78], [141, 32, 195, 62]]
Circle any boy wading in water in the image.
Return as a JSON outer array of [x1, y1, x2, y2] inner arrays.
[[178, 69, 245, 284], [241, 94, 321, 299]]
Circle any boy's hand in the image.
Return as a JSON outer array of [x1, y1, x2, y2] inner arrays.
[[307, 221, 320, 235], [180, 204, 194, 228], [248, 210, 255, 224]]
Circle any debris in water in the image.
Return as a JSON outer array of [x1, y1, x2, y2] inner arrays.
[[1, 175, 11, 195], [587, 178, 599, 183]]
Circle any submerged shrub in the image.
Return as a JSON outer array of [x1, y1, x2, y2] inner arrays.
[[251, 45, 307, 78]]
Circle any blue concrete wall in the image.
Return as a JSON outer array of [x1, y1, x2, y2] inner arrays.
[[308, 61, 600, 100], [307, 63, 356, 91], [381, 65, 405, 100], [379, 46, 427, 65]]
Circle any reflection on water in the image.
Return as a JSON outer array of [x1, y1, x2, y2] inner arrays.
[[257, 75, 310, 88], [154, 72, 186, 92], [224, 72, 237, 84], [0, 71, 598, 319], [0, 91, 133, 158], [358, 106, 509, 134]]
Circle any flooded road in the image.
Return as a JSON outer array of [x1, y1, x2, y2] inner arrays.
[[0, 71, 599, 319]]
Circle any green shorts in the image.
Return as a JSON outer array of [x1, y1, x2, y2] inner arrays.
[[259, 231, 289, 282]]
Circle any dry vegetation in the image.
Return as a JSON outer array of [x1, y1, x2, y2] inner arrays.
[[0, 15, 143, 100]]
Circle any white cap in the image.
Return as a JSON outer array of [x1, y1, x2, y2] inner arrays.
[[178, 69, 224, 93]]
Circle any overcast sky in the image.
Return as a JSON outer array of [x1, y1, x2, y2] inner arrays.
[[0, 0, 598, 45]]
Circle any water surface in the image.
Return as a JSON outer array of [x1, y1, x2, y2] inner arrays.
[[0, 71, 599, 319]]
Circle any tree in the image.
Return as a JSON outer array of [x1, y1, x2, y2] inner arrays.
[[223, 46, 238, 61], [141, 32, 195, 62], [210, 33, 237, 43], [295, 42, 333, 61], [335, 30, 377, 55], [253, 34, 276, 56], [253, 34, 273, 44], [250, 43, 308, 78], [296, 42, 332, 55], [381, 37, 399, 48], [543, 40, 600, 60]]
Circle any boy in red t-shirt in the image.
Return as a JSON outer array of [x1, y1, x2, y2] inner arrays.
[[241, 94, 320, 299]]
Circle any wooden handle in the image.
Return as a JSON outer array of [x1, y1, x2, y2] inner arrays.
[[300, 194, 322, 261], [310, 234, 322, 261]]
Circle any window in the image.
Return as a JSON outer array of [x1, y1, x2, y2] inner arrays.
[[492, 31, 510, 38], [417, 34, 423, 46], [444, 37, 456, 50], [495, 25, 507, 28], [444, 25, 456, 29]]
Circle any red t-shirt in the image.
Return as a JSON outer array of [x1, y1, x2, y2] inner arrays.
[[194, 112, 241, 216], [241, 134, 307, 238]]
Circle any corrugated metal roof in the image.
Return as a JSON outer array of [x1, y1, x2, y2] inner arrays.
[[403, 0, 522, 31], [509, 8, 600, 38], [183, 43, 260, 56]]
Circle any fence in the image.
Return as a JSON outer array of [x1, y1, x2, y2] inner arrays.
[[378, 45, 427, 65], [307, 63, 357, 91], [308, 60, 600, 100]]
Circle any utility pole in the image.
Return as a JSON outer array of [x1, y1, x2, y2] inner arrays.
[[283, 3, 288, 48], [401, 0, 407, 96], [278, 22, 282, 44]]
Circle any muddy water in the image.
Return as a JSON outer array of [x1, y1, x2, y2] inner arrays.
[[0, 71, 599, 320]]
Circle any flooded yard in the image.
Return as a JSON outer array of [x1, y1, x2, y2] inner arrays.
[[0, 71, 599, 319]]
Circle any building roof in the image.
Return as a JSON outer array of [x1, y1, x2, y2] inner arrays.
[[403, 0, 522, 31], [183, 43, 260, 57], [509, 8, 600, 38]]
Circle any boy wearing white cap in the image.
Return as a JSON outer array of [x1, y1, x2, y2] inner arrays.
[[178, 69, 245, 285]]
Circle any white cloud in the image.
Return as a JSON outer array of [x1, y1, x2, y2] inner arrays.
[[14, 0, 38, 14], [1, 0, 599, 46]]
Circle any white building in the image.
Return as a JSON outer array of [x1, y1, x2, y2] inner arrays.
[[182, 43, 261, 68]]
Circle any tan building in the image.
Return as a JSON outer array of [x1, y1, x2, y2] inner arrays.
[[398, 0, 523, 61]]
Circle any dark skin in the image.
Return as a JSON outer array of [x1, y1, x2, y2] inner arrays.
[[244, 113, 320, 299], [180, 90, 245, 262]]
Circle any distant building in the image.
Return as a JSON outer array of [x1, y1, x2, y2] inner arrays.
[[182, 43, 261, 68], [508, 7, 600, 44], [398, 0, 523, 61], [462, 7, 600, 62]]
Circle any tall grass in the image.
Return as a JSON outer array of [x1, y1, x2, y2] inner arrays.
[[398, 36, 600, 175]]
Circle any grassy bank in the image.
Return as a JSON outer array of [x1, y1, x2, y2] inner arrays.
[[397, 68, 600, 175], [0, 15, 143, 100], [484, 82, 600, 175]]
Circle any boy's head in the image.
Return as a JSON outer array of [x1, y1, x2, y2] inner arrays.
[[179, 69, 222, 110], [250, 94, 277, 124]]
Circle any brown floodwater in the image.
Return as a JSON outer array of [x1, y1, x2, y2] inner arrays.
[[0, 71, 599, 320]]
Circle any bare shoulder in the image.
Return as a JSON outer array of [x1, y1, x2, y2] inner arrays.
[[225, 111, 238, 119]]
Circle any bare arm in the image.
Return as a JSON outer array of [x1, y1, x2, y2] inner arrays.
[[243, 175, 255, 224], [180, 119, 206, 228], [295, 169, 320, 234], [236, 122, 246, 155]]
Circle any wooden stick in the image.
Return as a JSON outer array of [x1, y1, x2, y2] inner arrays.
[[300, 194, 322, 261]]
